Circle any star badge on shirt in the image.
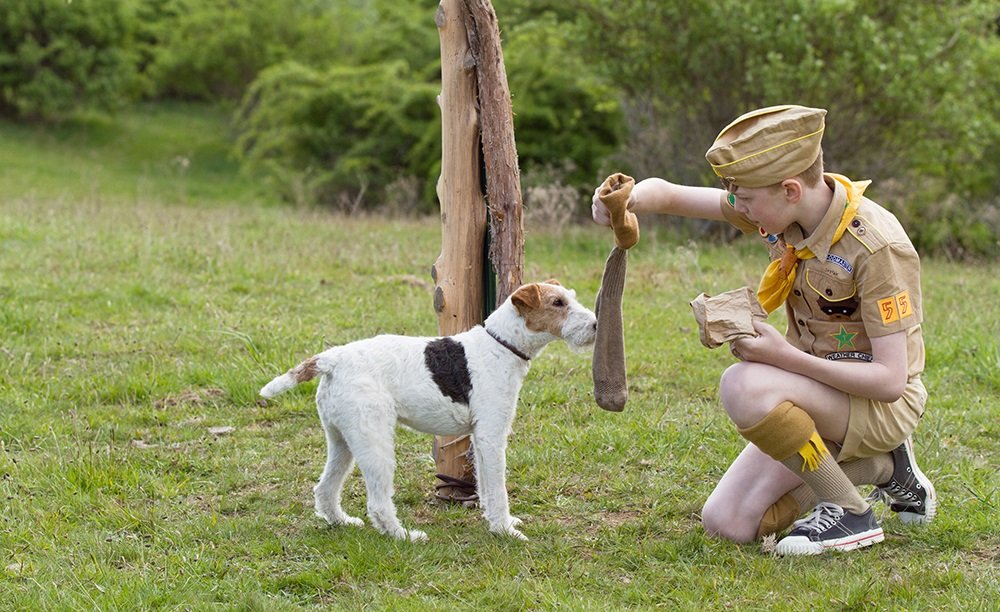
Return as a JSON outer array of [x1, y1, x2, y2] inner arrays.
[[832, 325, 858, 350]]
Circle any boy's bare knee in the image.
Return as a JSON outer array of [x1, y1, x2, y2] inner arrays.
[[702, 497, 757, 544], [719, 363, 756, 403]]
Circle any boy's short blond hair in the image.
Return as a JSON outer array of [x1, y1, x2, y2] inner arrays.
[[777, 150, 824, 191]]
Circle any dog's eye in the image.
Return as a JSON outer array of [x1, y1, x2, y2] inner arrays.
[[553, 299, 565, 307]]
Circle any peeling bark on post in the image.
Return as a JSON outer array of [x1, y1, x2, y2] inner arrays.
[[463, 0, 524, 306], [431, 0, 485, 500]]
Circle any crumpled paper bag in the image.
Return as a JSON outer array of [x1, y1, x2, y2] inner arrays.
[[689, 287, 767, 349]]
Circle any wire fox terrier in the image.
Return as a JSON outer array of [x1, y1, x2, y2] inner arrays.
[[260, 280, 597, 541]]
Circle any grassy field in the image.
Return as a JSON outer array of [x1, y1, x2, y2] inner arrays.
[[1, 105, 997, 609]]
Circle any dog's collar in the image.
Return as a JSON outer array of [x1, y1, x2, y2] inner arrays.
[[484, 327, 530, 361]]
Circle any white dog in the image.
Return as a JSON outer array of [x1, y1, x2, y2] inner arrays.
[[260, 280, 596, 541]]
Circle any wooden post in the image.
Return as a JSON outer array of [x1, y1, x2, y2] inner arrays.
[[431, 0, 486, 502], [432, 0, 524, 504]]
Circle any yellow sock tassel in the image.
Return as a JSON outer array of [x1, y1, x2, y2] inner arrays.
[[797, 432, 829, 472]]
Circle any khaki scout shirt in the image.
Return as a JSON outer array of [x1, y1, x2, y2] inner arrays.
[[722, 174, 925, 379]]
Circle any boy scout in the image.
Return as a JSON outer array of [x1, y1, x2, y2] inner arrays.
[[592, 105, 935, 555]]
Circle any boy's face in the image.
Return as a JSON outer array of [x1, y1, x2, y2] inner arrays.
[[729, 185, 796, 236]]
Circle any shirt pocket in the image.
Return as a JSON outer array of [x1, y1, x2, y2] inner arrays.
[[805, 268, 857, 304]]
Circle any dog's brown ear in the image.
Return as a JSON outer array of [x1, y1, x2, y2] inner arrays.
[[543, 278, 561, 286], [511, 283, 542, 314]]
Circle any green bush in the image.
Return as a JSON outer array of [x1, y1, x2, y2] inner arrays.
[[138, 0, 330, 101], [527, 0, 1000, 256], [504, 12, 625, 194], [234, 61, 440, 211], [136, 0, 439, 103], [0, 0, 144, 120], [232, 4, 627, 214]]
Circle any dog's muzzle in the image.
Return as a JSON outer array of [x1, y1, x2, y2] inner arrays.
[[562, 310, 598, 352]]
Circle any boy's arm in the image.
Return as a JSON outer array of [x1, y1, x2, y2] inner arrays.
[[592, 177, 727, 226], [736, 323, 910, 403]]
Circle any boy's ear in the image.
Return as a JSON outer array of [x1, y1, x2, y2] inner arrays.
[[511, 283, 542, 314], [782, 178, 804, 203]]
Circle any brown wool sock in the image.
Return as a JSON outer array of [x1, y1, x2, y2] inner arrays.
[[592, 246, 628, 412], [738, 401, 869, 516]]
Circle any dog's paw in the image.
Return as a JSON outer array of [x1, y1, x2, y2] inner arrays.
[[490, 521, 528, 541], [406, 529, 429, 542], [316, 511, 364, 528], [503, 526, 528, 541], [383, 526, 429, 542]]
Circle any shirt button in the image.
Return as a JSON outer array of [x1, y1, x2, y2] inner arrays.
[[851, 219, 861, 227], [825, 289, 833, 296], [797, 319, 805, 327], [793, 289, 802, 296]]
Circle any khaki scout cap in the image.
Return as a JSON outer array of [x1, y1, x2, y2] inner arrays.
[[706, 105, 826, 189]]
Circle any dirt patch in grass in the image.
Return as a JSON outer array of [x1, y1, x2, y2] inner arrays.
[[154, 387, 226, 409]]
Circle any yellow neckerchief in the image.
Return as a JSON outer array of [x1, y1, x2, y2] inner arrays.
[[757, 174, 869, 313]]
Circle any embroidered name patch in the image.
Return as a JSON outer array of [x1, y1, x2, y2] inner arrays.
[[825, 351, 873, 362], [877, 291, 913, 324], [825, 253, 853, 274]]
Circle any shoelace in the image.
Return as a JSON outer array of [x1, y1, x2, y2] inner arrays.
[[882, 481, 922, 507], [791, 502, 845, 533], [868, 476, 924, 509]]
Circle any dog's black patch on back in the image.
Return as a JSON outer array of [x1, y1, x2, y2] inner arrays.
[[424, 338, 472, 405]]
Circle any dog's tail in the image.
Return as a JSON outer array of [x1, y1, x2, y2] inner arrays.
[[260, 355, 329, 398]]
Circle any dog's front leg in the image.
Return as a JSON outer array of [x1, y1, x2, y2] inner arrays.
[[471, 430, 526, 540]]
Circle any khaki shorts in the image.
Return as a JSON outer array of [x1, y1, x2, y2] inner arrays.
[[841, 377, 927, 461]]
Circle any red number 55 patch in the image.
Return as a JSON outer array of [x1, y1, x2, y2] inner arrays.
[[877, 291, 913, 324]]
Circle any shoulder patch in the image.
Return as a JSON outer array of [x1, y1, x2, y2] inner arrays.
[[877, 291, 914, 324], [424, 338, 472, 405]]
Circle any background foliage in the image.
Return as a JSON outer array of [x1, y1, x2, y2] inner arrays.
[[1, 0, 998, 255], [0, 0, 144, 119]]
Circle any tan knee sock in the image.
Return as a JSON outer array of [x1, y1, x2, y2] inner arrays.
[[787, 452, 894, 515], [738, 401, 869, 516]]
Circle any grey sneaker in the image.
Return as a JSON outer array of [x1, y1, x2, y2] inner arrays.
[[775, 502, 884, 556], [868, 436, 937, 524]]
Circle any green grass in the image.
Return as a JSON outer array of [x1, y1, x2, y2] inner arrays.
[[0, 102, 263, 208], [0, 105, 997, 609]]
